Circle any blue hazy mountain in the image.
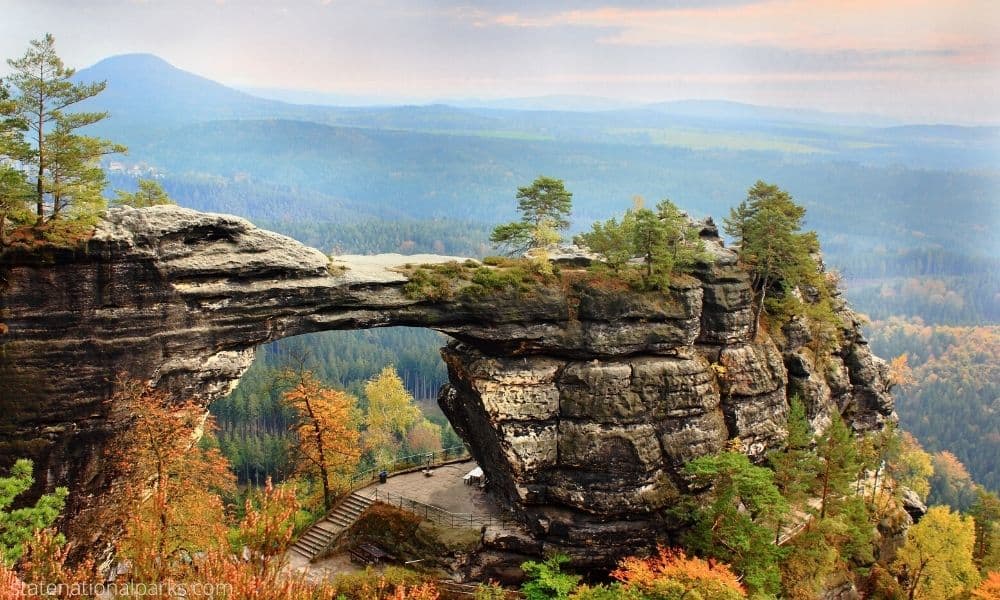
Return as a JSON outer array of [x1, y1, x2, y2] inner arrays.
[[75, 54, 973, 141], [76, 53, 999, 173], [446, 95, 642, 112], [75, 53, 998, 254], [73, 54, 289, 125], [74, 52, 997, 254], [643, 99, 899, 128]]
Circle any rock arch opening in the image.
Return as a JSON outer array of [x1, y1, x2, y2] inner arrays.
[[210, 326, 457, 487]]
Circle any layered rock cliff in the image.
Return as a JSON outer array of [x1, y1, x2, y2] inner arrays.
[[0, 205, 894, 564]]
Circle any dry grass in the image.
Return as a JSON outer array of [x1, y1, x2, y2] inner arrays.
[[1, 221, 95, 251]]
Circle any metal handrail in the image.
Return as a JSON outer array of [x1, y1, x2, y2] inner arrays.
[[371, 488, 519, 529], [348, 445, 471, 487]]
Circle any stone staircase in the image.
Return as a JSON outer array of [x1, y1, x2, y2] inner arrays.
[[289, 491, 375, 560]]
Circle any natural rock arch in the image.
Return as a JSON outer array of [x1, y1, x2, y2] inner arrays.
[[0, 206, 894, 566]]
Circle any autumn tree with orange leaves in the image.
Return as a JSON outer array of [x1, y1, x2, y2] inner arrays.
[[282, 370, 361, 510], [104, 377, 235, 580], [0, 562, 20, 599], [610, 546, 746, 599], [887, 353, 914, 390], [973, 572, 1000, 600]]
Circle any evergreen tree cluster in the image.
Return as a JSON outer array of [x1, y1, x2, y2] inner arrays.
[[577, 197, 709, 291], [0, 460, 67, 565], [722, 181, 834, 338]]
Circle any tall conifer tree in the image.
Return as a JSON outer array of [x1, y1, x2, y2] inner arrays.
[[6, 34, 123, 224]]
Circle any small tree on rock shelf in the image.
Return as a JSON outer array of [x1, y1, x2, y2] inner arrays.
[[0, 82, 31, 245], [578, 197, 707, 290], [490, 176, 573, 257], [114, 179, 175, 208], [723, 180, 818, 337]]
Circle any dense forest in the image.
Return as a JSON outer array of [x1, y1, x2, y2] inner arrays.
[[867, 321, 1000, 492], [210, 329, 458, 485]]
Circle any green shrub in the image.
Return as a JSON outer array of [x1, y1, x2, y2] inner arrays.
[[482, 255, 523, 268], [521, 554, 581, 600], [1, 459, 68, 565], [403, 267, 455, 301]]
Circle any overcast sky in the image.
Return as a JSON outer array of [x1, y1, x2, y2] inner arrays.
[[2, 0, 998, 123]]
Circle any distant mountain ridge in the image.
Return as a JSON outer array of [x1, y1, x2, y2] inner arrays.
[[643, 99, 899, 128], [73, 53, 290, 125], [75, 53, 905, 128]]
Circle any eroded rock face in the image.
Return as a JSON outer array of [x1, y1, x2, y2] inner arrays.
[[0, 207, 894, 566]]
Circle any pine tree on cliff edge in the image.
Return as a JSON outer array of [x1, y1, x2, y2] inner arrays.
[[6, 34, 124, 225], [723, 180, 817, 338], [490, 175, 573, 256]]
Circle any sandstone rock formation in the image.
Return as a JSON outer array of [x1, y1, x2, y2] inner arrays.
[[0, 205, 895, 566]]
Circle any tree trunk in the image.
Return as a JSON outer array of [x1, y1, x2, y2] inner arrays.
[[752, 273, 769, 339], [35, 91, 44, 224], [870, 463, 881, 505], [820, 460, 831, 519], [907, 559, 928, 600], [0, 211, 6, 246], [304, 398, 332, 511]]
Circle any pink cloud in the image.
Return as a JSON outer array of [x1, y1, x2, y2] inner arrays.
[[483, 0, 999, 60]]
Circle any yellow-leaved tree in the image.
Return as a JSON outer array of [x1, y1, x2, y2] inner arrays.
[[893, 505, 980, 599], [891, 432, 934, 502], [282, 370, 361, 511], [363, 366, 422, 468]]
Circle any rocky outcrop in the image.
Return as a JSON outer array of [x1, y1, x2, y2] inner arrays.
[[0, 206, 894, 566]]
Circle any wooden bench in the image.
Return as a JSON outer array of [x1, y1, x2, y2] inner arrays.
[[349, 543, 395, 566]]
